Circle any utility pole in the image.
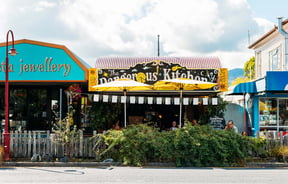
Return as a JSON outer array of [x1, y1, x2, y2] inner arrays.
[[157, 34, 160, 56], [248, 30, 251, 46]]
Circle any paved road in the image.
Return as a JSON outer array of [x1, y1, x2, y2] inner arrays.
[[1, 166, 288, 184]]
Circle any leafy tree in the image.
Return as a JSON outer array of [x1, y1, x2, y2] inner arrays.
[[230, 77, 251, 86], [230, 56, 255, 87], [243, 56, 255, 80]]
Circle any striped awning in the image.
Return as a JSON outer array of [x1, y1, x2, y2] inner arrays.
[[232, 81, 257, 94], [95, 56, 222, 69]]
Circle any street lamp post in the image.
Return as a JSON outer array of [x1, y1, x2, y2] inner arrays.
[[3, 30, 17, 160]]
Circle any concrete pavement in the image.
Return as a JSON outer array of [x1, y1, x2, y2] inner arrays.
[[1, 161, 288, 168]]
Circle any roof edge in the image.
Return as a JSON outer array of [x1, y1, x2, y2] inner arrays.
[[248, 18, 288, 49]]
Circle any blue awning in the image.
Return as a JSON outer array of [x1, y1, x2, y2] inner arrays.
[[266, 71, 288, 91], [232, 81, 257, 94]]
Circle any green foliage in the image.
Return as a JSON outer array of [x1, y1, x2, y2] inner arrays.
[[244, 136, 267, 158], [53, 113, 79, 158], [93, 123, 256, 167], [230, 56, 255, 86], [244, 56, 255, 80], [173, 125, 248, 167], [53, 113, 79, 144], [94, 124, 175, 166], [268, 146, 288, 162], [88, 102, 122, 130]]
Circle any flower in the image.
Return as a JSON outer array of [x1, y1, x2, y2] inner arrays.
[[67, 83, 82, 100]]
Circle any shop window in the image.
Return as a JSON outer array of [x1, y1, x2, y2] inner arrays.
[[259, 98, 277, 127], [28, 89, 48, 130], [269, 47, 281, 71], [10, 89, 28, 119], [0, 88, 49, 131], [256, 51, 262, 78], [259, 98, 288, 132], [0, 88, 4, 119], [278, 99, 288, 128]]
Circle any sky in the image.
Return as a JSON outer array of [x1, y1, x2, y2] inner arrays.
[[0, 0, 287, 70]]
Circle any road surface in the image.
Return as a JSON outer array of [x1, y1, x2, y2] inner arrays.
[[1, 166, 288, 184]]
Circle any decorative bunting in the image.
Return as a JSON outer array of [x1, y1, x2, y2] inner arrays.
[[92, 94, 217, 106], [174, 97, 180, 105], [130, 96, 136, 104], [165, 97, 171, 105], [138, 96, 144, 104], [193, 98, 198, 105], [103, 95, 109, 102], [112, 96, 118, 103], [212, 98, 218, 105], [121, 96, 127, 103], [183, 98, 189, 105], [203, 98, 208, 105], [148, 97, 153, 104], [156, 97, 162, 104], [93, 94, 99, 102]]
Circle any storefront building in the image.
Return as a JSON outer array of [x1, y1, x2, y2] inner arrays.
[[232, 17, 288, 136], [0, 39, 89, 131], [88, 57, 228, 130]]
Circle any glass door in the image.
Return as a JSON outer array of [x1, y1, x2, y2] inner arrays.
[[278, 99, 288, 132]]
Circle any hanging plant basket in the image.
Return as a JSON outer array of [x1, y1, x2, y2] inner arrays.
[[66, 83, 82, 100]]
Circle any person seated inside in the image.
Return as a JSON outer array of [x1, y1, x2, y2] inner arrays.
[[224, 120, 238, 133], [170, 121, 178, 131], [113, 120, 121, 130], [192, 119, 198, 126]]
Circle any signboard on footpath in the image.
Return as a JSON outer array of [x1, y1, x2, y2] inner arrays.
[[89, 60, 228, 92], [209, 115, 226, 130]]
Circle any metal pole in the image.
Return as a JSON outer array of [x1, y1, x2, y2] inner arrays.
[[124, 90, 127, 128], [4, 45, 10, 160], [4, 30, 17, 160], [179, 89, 183, 128], [243, 92, 247, 135], [157, 35, 160, 57], [59, 88, 62, 121]]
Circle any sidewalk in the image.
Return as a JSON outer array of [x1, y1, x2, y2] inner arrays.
[[247, 162, 288, 168], [2, 161, 288, 168], [1, 161, 122, 167]]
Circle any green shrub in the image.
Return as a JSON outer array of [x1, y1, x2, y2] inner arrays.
[[93, 123, 257, 167], [173, 125, 249, 167], [269, 146, 288, 162]]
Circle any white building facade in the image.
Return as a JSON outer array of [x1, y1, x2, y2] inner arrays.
[[233, 17, 288, 136]]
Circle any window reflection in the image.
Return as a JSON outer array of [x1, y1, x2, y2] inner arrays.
[[0, 88, 48, 131], [259, 98, 288, 132]]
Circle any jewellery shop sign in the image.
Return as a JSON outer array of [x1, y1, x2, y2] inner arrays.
[[89, 60, 221, 91]]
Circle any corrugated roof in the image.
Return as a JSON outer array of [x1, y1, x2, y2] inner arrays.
[[95, 56, 222, 69]]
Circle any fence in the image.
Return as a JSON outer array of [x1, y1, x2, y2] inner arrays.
[[0, 130, 99, 159], [256, 131, 288, 146], [3, 130, 287, 159], [254, 131, 288, 158]]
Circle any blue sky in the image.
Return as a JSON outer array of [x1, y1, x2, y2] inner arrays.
[[0, 0, 287, 69], [247, 0, 288, 22]]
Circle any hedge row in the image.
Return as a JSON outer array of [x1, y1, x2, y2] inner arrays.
[[93, 123, 261, 167]]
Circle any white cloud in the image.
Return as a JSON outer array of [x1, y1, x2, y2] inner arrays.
[[250, 17, 274, 43], [34, 1, 57, 12], [0, 0, 276, 69]]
